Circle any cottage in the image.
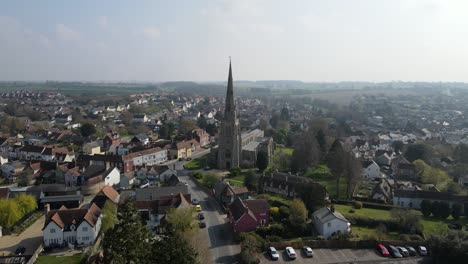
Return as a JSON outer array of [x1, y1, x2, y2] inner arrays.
[[228, 198, 269, 233], [259, 172, 327, 199], [361, 160, 381, 179], [312, 207, 351, 239], [42, 203, 102, 247], [214, 181, 249, 208]]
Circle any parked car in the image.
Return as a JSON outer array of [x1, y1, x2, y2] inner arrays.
[[376, 244, 390, 257], [204, 166, 211, 170], [186, 157, 192, 161], [195, 205, 202, 212], [198, 212, 205, 220], [418, 246, 428, 256], [303, 246, 314, 257], [388, 245, 403, 258], [268, 247, 279, 260], [192, 198, 200, 205], [14, 246, 25, 255], [397, 246, 410, 257], [405, 246, 417, 256], [285, 247, 297, 259], [199, 221, 206, 228]]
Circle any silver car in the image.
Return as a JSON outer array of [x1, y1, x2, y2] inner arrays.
[[286, 247, 297, 259], [303, 246, 314, 257], [268, 247, 279, 260]]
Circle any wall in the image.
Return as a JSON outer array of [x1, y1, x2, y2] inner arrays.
[[104, 168, 120, 186], [43, 222, 63, 247], [77, 221, 96, 245]]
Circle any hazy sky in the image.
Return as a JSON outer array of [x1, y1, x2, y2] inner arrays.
[[1, 0, 468, 82]]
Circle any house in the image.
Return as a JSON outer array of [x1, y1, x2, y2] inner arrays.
[[102, 131, 120, 150], [102, 167, 120, 186], [228, 197, 269, 233], [192, 129, 210, 147], [64, 167, 82, 187], [130, 133, 150, 146], [259, 172, 327, 199], [391, 155, 415, 178], [312, 207, 351, 239], [120, 172, 136, 189], [361, 160, 381, 179], [214, 181, 249, 208], [42, 203, 102, 247], [375, 152, 392, 167], [393, 189, 468, 213], [370, 178, 393, 203], [91, 186, 120, 209], [133, 114, 148, 123], [458, 175, 468, 187], [54, 114, 72, 123]]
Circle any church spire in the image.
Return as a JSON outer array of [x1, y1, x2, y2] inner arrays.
[[225, 58, 234, 113]]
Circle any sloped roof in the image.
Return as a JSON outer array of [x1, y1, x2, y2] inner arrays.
[[229, 197, 249, 222], [313, 207, 349, 224], [44, 203, 101, 231], [244, 199, 269, 214]]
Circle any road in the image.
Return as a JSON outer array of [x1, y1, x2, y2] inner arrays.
[[0, 214, 44, 256], [179, 172, 240, 264]]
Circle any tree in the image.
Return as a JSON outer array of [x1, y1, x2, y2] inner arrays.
[[291, 131, 320, 173], [420, 200, 432, 217], [0, 199, 22, 228], [101, 200, 118, 234], [205, 123, 217, 136], [298, 183, 328, 212], [344, 152, 362, 198], [390, 208, 423, 234], [244, 171, 259, 191], [315, 129, 327, 154], [452, 203, 463, 220], [431, 201, 442, 218], [427, 230, 468, 264], [152, 232, 199, 264], [80, 123, 96, 137], [256, 152, 269, 172], [326, 139, 346, 198], [15, 194, 37, 216], [197, 115, 207, 129], [392, 141, 404, 154], [103, 201, 153, 264], [202, 174, 218, 189], [179, 118, 197, 134], [165, 207, 195, 232], [289, 199, 308, 227], [405, 144, 433, 163], [454, 143, 468, 164], [280, 107, 289, 121], [2, 102, 18, 116], [439, 201, 451, 219]]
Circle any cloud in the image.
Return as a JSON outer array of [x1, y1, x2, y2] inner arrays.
[[141, 27, 161, 40], [56, 23, 81, 41], [98, 16, 109, 29]]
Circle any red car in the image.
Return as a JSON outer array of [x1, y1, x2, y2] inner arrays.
[[376, 244, 390, 257]]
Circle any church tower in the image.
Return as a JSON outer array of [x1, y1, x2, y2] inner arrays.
[[217, 60, 242, 169]]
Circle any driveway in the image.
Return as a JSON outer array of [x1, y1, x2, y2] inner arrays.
[[260, 248, 432, 264], [0, 214, 45, 255], [179, 174, 241, 264]]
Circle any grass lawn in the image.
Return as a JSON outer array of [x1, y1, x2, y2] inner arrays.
[[184, 156, 207, 170], [35, 254, 85, 264], [256, 193, 292, 206], [334, 204, 393, 219], [276, 147, 293, 156], [351, 226, 399, 240], [311, 175, 348, 200]]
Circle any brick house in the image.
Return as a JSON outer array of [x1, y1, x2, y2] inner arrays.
[[228, 197, 270, 233]]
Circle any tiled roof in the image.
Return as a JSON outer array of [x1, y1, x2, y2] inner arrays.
[[313, 207, 349, 224], [244, 199, 269, 214], [44, 203, 101, 231]]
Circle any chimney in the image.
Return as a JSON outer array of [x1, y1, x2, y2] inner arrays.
[[44, 203, 50, 215]]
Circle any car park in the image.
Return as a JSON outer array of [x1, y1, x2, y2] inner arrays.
[[418, 246, 428, 256], [397, 246, 410, 257], [268, 247, 279, 260], [14, 246, 25, 255], [199, 221, 206, 228], [376, 244, 390, 257], [198, 212, 205, 220], [405, 246, 417, 256], [303, 246, 314, 257], [285, 247, 297, 260], [192, 198, 200, 205], [388, 245, 403, 258]]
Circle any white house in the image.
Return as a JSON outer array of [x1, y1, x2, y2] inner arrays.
[[312, 207, 351, 239], [103, 167, 121, 186], [42, 204, 102, 247], [362, 160, 381, 179]]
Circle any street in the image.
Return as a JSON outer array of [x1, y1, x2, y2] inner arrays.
[[179, 173, 241, 264], [0, 214, 44, 256]]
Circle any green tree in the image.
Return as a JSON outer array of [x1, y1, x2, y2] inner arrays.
[[103, 201, 153, 264], [205, 123, 218, 137], [315, 129, 327, 154], [326, 139, 346, 198], [454, 143, 468, 164], [0, 199, 22, 228], [80, 123, 96, 137], [452, 203, 463, 220], [256, 152, 269, 172], [165, 207, 195, 232], [405, 144, 433, 163], [101, 200, 118, 234], [288, 199, 308, 226], [427, 230, 468, 264], [420, 200, 432, 218], [14, 194, 37, 216], [244, 171, 259, 191], [197, 115, 207, 129], [432, 201, 442, 218], [152, 232, 198, 264], [439, 201, 451, 219], [390, 208, 423, 234], [291, 131, 320, 173], [280, 107, 289, 121], [202, 174, 218, 189]]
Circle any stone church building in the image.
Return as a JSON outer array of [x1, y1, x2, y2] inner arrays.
[[211, 61, 273, 169]]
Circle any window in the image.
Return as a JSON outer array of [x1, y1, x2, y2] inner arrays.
[[50, 228, 55, 233], [82, 227, 88, 232], [260, 219, 266, 226]]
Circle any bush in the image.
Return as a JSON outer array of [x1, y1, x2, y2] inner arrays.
[[354, 201, 363, 209], [270, 207, 279, 217], [279, 206, 290, 219], [349, 209, 356, 213], [193, 172, 203, 180], [399, 234, 411, 242]]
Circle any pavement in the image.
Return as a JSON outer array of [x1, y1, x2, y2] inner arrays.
[[179, 173, 241, 264], [0, 214, 45, 256], [260, 248, 432, 264]]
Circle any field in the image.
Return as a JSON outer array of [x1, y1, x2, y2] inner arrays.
[[312, 175, 348, 200], [184, 157, 207, 170], [35, 254, 85, 264]]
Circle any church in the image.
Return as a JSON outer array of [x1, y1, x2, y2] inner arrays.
[[211, 61, 273, 169]]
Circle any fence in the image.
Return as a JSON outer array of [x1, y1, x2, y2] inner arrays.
[[26, 244, 43, 264]]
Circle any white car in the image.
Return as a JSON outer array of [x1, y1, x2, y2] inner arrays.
[[285, 247, 296, 259], [303, 246, 314, 257], [418, 246, 428, 256], [268, 247, 279, 260]]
